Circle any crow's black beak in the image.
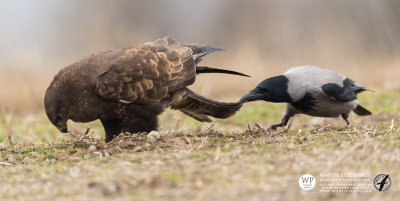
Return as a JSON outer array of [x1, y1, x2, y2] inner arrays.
[[240, 90, 265, 102]]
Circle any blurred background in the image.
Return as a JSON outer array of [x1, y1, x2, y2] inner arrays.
[[1, 0, 399, 114]]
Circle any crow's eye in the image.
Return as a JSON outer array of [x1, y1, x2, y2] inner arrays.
[[259, 88, 271, 95]]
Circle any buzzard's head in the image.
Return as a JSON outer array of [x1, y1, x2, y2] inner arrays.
[[44, 80, 69, 133]]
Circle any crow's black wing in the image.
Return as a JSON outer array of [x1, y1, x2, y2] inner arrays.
[[321, 78, 357, 102]]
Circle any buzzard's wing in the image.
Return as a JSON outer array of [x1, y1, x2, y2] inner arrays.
[[94, 36, 196, 104]]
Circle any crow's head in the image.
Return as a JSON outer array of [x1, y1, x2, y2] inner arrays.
[[240, 75, 292, 103]]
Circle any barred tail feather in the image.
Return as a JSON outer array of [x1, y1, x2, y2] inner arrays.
[[171, 89, 243, 122]]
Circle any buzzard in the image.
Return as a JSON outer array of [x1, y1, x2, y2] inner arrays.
[[44, 36, 248, 142]]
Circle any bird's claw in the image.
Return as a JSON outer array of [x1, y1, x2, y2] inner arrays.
[[105, 132, 125, 145], [267, 125, 278, 130]]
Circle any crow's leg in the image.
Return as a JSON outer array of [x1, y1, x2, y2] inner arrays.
[[268, 114, 292, 130], [341, 113, 350, 126], [101, 119, 123, 143]]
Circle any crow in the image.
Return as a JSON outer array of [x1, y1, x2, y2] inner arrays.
[[240, 66, 371, 129], [44, 36, 249, 142]]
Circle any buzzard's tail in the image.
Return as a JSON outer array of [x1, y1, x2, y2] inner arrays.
[[171, 89, 243, 122], [184, 44, 224, 64], [184, 44, 250, 77], [196, 66, 250, 77]]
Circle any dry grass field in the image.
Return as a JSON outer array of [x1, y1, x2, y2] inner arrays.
[[1, 1, 400, 200], [0, 91, 399, 201]]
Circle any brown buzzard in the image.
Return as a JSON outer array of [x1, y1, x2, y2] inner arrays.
[[44, 36, 248, 142]]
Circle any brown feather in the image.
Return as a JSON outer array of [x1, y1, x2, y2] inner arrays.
[[44, 36, 247, 142], [171, 89, 243, 122], [95, 37, 195, 103]]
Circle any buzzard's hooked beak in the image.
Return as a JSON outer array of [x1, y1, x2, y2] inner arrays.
[[240, 90, 265, 102], [56, 125, 68, 133]]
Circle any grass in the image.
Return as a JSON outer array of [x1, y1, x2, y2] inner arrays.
[[0, 91, 399, 201]]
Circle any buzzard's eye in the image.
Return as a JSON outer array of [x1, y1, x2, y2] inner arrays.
[[55, 114, 62, 122]]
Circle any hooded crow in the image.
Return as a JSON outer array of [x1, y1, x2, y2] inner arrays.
[[240, 66, 371, 129]]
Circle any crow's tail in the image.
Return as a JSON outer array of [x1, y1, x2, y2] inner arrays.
[[353, 104, 372, 116], [351, 84, 372, 94]]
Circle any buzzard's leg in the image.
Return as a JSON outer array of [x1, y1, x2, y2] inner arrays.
[[123, 115, 158, 134], [101, 119, 123, 143]]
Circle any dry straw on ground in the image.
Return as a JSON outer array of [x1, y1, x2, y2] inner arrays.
[[0, 99, 399, 201]]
